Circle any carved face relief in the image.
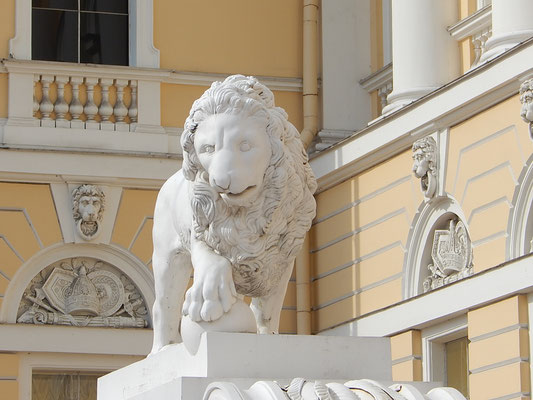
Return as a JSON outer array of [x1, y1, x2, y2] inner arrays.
[[79, 195, 102, 222], [412, 148, 430, 179], [412, 137, 437, 199], [72, 185, 105, 240], [519, 79, 533, 139], [194, 113, 272, 207]]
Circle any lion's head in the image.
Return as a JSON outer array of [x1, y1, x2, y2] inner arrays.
[[72, 184, 105, 240], [72, 184, 105, 223], [181, 75, 317, 297], [412, 137, 436, 181], [520, 79, 533, 124]]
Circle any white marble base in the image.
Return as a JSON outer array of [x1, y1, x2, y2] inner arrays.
[[98, 332, 392, 400]]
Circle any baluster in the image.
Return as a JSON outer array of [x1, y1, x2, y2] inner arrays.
[[84, 77, 99, 129], [39, 75, 55, 127], [54, 75, 69, 128], [114, 79, 128, 131], [128, 80, 138, 132], [69, 76, 84, 128], [33, 75, 40, 120], [99, 78, 114, 130]]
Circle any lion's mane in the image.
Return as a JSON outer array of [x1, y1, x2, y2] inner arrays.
[[181, 75, 317, 297]]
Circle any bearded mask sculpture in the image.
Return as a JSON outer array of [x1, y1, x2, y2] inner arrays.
[[150, 75, 317, 354]]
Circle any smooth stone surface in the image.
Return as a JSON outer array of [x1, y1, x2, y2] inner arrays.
[[98, 332, 392, 400], [181, 299, 257, 354]]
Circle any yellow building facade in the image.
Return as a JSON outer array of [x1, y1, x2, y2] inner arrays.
[[0, 1, 532, 399]]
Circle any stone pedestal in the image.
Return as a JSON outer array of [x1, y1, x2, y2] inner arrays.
[[98, 332, 392, 399]]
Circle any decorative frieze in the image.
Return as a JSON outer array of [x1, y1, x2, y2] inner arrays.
[[17, 257, 149, 328], [519, 78, 533, 139], [423, 219, 473, 292], [412, 136, 438, 199], [72, 184, 105, 241]]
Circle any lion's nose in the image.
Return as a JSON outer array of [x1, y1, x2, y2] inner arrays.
[[211, 175, 230, 192]]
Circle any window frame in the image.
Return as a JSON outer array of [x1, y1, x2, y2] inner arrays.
[[19, 353, 140, 400], [421, 315, 468, 386], [10, 0, 159, 68]]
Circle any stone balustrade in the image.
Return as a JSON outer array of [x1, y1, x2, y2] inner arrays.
[[4, 59, 165, 135], [1, 59, 181, 155], [448, 4, 492, 70], [34, 74, 139, 131]]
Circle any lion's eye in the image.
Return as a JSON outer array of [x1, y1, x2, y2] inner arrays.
[[200, 144, 215, 154], [240, 141, 251, 152]]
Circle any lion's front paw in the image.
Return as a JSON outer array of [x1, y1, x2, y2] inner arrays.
[[182, 261, 237, 322]]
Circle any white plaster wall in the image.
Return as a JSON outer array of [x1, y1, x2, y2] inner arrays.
[[321, 0, 372, 131]]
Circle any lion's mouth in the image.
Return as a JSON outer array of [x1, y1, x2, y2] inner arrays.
[[221, 185, 258, 202]]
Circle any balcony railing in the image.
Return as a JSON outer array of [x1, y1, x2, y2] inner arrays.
[[34, 74, 138, 132], [1, 60, 181, 155]]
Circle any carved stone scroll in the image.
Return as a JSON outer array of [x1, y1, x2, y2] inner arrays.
[[17, 257, 149, 328]]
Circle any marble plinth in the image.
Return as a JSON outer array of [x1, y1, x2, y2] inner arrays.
[[98, 332, 392, 399]]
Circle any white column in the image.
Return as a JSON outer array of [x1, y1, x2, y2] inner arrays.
[[481, 0, 533, 63], [321, 0, 371, 133], [383, 0, 459, 114]]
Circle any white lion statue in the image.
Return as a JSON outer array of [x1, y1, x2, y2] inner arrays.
[[150, 75, 317, 353]]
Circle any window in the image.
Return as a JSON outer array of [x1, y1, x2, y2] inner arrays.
[[422, 317, 469, 398], [32, 0, 129, 65], [32, 371, 107, 400], [445, 337, 469, 398]]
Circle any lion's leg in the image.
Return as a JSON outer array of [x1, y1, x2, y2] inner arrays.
[[182, 238, 237, 322], [150, 251, 192, 355], [251, 261, 294, 334]]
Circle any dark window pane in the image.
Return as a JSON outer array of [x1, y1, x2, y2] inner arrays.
[[80, 13, 128, 65], [32, 0, 77, 11], [80, 0, 128, 14], [32, 9, 78, 62]]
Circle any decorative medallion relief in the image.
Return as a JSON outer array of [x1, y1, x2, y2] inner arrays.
[[423, 219, 473, 292], [520, 78, 533, 139], [17, 257, 149, 328], [72, 185, 105, 240], [412, 136, 438, 199]]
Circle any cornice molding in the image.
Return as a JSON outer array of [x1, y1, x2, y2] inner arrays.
[[359, 63, 393, 93], [447, 5, 492, 41], [165, 71, 303, 92], [0, 59, 303, 92], [310, 38, 533, 194]]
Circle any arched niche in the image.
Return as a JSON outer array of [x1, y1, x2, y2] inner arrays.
[[0, 243, 155, 325], [508, 153, 533, 259], [403, 196, 472, 299]]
